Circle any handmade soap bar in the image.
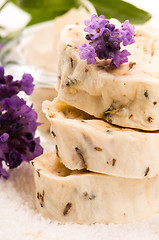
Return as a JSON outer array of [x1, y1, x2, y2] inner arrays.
[[43, 98, 159, 179], [32, 152, 159, 224], [58, 23, 159, 130]]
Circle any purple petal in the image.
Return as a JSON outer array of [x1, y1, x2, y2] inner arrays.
[[0, 133, 9, 143], [121, 20, 135, 46], [84, 14, 107, 40], [20, 73, 34, 95], [78, 43, 97, 64], [0, 66, 4, 77], [112, 50, 131, 67]]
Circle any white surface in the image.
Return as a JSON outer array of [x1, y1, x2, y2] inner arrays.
[[0, 2, 30, 36], [126, 0, 159, 15]]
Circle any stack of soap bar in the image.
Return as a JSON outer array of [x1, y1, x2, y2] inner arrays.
[[32, 21, 159, 224]]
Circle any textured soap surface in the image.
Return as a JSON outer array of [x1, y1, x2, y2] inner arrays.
[[32, 152, 159, 224], [43, 98, 159, 179], [57, 23, 159, 130]]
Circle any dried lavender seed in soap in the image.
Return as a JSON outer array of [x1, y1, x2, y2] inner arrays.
[[144, 167, 150, 176], [63, 202, 72, 216]]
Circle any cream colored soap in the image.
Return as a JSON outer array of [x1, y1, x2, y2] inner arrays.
[[43, 98, 159, 179], [57, 23, 159, 130], [32, 152, 159, 224]]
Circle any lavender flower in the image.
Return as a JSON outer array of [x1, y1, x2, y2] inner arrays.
[[121, 20, 135, 46], [0, 66, 43, 179], [84, 14, 107, 40], [112, 50, 131, 68], [0, 67, 34, 99], [77, 43, 97, 64], [78, 14, 135, 67]]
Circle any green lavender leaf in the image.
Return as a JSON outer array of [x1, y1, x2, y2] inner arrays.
[[12, 0, 75, 9], [90, 0, 151, 24]]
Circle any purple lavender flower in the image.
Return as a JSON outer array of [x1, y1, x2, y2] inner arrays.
[[20, 73, 34, 95], [78, 15, 135, 67], [84, 14, 107, 40], [0, 66, 43, 179], [0, 133, 9, 142], [0, 66, 34, 100], [121, 20, 135, 46], [92, 39, 107, 60], [112, 50, 131, 67], [77, 43, 97, 64]]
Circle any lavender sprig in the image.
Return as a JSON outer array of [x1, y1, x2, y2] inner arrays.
[[78, 14, 135, 67], [0, 66, 43, 179]]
